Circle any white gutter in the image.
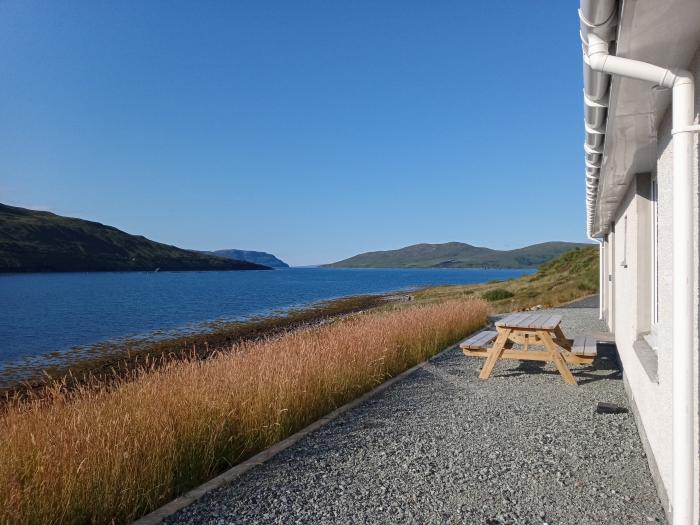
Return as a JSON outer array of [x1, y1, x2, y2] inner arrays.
[[586, 30, 698, 525], [579, 0, 616, 239]]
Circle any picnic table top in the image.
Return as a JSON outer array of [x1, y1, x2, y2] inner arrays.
[[495, 312, 562, 330]]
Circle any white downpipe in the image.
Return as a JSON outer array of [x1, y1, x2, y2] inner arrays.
[[670, 72, 696, 525], [587, 33, 697, 525]]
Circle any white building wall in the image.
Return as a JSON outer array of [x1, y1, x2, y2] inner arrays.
[[604, 48, 700, 514]]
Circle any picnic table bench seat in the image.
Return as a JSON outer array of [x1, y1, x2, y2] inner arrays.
[[571, 335, 598, 357], [460, 330, 498, 356], [461, 312, 596, 385], [460, 330, 498, 350]]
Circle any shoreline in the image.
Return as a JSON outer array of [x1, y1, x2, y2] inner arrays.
[[1, 249, 597, 398], [0, 299, 488, 524], [0, 292, 411, 398]]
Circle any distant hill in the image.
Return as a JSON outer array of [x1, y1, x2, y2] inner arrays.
[[0, 203, 270, 273], [205, 249, 289, 268], [324, 241, 592, 269]]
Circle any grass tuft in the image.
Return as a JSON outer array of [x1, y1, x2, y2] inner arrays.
[[482, 288, 514, 301]]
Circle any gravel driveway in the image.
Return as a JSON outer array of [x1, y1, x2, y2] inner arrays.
[[166, 308, 666, 525]]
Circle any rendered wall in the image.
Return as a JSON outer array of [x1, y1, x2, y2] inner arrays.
[[605, 48, 700, 515]]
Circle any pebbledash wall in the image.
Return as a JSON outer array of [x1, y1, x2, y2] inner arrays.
[[600, 47, 700, 513]]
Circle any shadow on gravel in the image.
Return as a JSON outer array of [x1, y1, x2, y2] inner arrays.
[[493, 341, 622, 386]]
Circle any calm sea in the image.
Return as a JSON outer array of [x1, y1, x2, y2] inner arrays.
[[0, 267, 533, 370]]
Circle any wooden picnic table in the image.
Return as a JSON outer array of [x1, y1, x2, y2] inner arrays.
[[460, 312, 594, 385]]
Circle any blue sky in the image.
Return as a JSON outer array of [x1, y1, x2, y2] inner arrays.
[[1, 1, 587, 266]]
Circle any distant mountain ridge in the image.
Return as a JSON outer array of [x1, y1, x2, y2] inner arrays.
[[204, 249, 289, 268], [0, 203, 270, 273], [325, 241, 591, 269]]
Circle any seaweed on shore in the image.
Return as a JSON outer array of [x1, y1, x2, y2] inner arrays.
[[1, 294, 402, 400]]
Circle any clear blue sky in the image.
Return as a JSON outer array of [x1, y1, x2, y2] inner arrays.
[[0, 1, 587, 266]]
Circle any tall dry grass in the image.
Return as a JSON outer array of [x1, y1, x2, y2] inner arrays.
[[0, 299, 487, 525]]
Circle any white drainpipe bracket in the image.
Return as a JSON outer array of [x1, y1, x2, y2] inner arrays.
[[672, 124, 700, 135]]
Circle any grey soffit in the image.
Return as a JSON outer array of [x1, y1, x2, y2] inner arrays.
[[592, 0, 700, 235]]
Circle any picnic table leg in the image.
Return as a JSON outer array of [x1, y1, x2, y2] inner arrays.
[[553, 325, 573, 349], [538, 330, 577, 385], [479, 328, 511, 380], [552, 326, 592, 365]]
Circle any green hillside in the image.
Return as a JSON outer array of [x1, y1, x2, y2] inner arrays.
[[414, 246, 599, 311], [325, 241, 591, 269], [0, 203, 269, 273]]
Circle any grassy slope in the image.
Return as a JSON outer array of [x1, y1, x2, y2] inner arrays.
[[325, 241, 592, 268], [0, 203, 269, 272], [413, 246, 599, 312]]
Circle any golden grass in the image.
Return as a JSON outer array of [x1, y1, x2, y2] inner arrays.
[[1, 294, 390, 397], [0, 299, 487, 525]]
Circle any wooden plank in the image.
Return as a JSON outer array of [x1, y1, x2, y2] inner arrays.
[[585, 338, 598, 357], [461, 331, 484, 345], [495, 313, 520, 327], [465, 334, 486, 349], [527, 313, 551, 329], [562, 351, 594, 365], [501, 312, 527, 327], [460, 330, 497, 350], [465, 347, 593, 364], [538, 314, 554, 329], [571, 336, 598, 357], [511, 312, 530, 324], [523, 312, 544, 328], [478, 330, 495, 343], [462, 348, 489, 357], [460, 334, 478, 347], [493, 350, 551, 361], [572, 336, 586, 355], [531, 313, 559, 329], [517, 313, 541, 328], [496, 312, 529, 328], [479, 328, 511, 379], [471, 331, 491, 346], [466, 349, 551, 361], [526, 312, 550, 328], [552, 325, 572, 351], [540, 314, 562, 330], [539, 330, 577, 385], [506, 312, 531, 326], [503, 312, 527, 324], [482, 333, 498, 347]]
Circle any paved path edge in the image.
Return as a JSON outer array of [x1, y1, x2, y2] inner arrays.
[[130, 340, 467, 525]]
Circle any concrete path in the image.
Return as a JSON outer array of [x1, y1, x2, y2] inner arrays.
[[166, 308, 665, 525]]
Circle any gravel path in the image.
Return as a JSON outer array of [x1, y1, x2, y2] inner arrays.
[[560, 295, 600, 309], [166, 308, 665, 525]]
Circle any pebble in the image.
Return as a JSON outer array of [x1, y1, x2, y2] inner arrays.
[[166, 307, 666, 525]]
